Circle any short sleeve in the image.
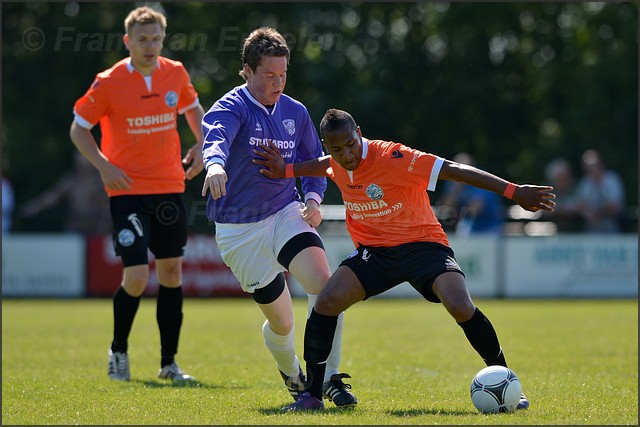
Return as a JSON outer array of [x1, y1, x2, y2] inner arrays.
[[177, 65, 199, 114], [73, 76, 110, 127]]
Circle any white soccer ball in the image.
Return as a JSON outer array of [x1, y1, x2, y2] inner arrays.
[[470, 365, 522, 413]]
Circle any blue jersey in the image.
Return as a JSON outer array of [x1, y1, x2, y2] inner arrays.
[[202, 85, 327, 223]]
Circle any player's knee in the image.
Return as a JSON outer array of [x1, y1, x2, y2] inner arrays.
[[156, 260, 182, 286], [317, 267, 331, 283], [448, 301, 476, 323], [122, 269, 149, 296], [295, 269, 330, 295], [314, 292, 342, 316], [264, 316, 294, 336], [160, 270, 181, 286]]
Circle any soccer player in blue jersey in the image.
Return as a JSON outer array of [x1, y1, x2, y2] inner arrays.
[[200, 27, 356, 407]]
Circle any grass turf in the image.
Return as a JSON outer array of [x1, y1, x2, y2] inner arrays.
[[2, 297, 637, 425]]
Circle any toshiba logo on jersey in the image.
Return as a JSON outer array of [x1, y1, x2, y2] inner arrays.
[[344, 199, 389, 211], [126, 113, 175, 127]]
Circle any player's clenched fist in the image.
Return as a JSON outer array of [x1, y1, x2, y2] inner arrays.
[[302, 199, 323, 228], [202, 163, 228, 200]]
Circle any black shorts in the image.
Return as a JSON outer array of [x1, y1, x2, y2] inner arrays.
[[110, 193, 188, 267], [339, 241, 465, 303]]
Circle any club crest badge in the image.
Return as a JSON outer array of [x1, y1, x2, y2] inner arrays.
[[165, 90, 178, 108], [366, 183, 384, 200], [282, 119, 295, 136], [118, 229, 135, 247]]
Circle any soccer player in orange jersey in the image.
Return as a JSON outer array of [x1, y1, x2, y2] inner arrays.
[[254, 108, 556, 411], [69, 6, 205, 382]]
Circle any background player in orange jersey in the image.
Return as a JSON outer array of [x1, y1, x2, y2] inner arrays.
[[70, 6, 204, 382], [254, 108, 556, 411]]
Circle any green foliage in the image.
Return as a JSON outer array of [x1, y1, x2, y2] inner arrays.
[[2, 298, 637, 424], [2, 2, 638, 232]]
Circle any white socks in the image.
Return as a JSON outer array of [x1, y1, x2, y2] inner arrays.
[[262, 320, 299, 378], [261, 295, 346, 383]]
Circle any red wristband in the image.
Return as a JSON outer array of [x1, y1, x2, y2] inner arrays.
[[503, 182, 516, 200], [285, 164, 294, 179]]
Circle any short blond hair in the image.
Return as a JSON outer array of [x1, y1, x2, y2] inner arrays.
[[124, 6, 167, 35]]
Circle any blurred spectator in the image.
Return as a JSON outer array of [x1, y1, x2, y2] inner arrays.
[[541, 157, 581, 232], [574, 149, 625, 233], [438, 153, 504, 237], [2, 175, 14, 234], [17, 151, 111, 235]]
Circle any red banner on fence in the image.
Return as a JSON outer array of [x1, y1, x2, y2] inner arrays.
[[86, 234, 247, 297]]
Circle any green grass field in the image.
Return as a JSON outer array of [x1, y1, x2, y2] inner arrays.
[[2, 297, 637, 425]]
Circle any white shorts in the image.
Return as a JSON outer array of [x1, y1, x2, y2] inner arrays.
[[214, 201, 321, 293]]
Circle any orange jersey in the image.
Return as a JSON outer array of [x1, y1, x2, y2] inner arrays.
[[328, 138, 449, 248], [73, 57, 199, 197]]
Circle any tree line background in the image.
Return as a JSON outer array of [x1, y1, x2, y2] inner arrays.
[[2, 2, 638, 233]]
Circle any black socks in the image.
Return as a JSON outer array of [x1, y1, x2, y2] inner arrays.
[[111, 286, 140, 353], [458, 307, 508, 367], [157, 285, 184, 367], [111, 284, 184, 368], [304, 308, 339, 399]]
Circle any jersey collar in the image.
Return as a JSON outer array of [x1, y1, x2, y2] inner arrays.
[[241, 84, 279, 116], [361, 137, 369, 160], [126, 58, 161, 75], [344, 137, 369, 182]]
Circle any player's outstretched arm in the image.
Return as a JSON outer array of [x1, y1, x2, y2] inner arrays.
[[439, 159, 556, 213], [253, 141, 331, 178]]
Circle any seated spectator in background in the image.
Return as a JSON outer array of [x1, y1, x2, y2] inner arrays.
[[2, 175, 14, 234], [574, 149, 625, 233], [18, 151, 111, 235], [541, 157, 581, 232], [439, 153, 504, 237]]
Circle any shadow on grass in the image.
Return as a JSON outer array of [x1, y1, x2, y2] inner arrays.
[[131, 379, 230, 390], [258, 404, 357, 415], [388, 408, 477, 417]]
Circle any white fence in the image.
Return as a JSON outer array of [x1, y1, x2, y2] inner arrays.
[[2, 233, 637, 298]]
